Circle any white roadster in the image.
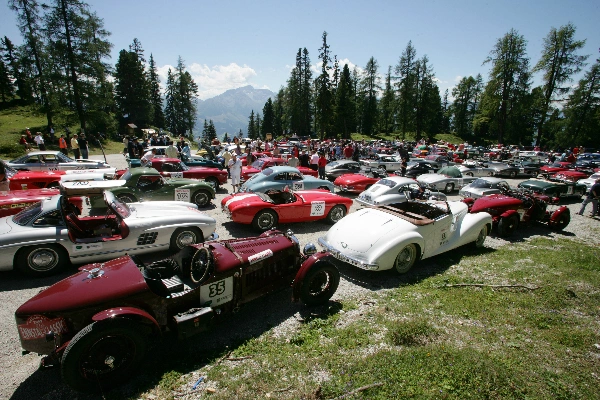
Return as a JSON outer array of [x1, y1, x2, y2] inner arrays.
[[318, 200, 492, 274]]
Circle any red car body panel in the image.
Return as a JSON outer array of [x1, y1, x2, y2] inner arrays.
[[550, 170, 589, 182], [150, 158, 228, 184], [241, 157, 287, 181], [333, 173, 382, 193], [221, 190, 353, 225], [0, 189, 83, 217], [9, 170, 68, 190], [540, 162, 574, 176]]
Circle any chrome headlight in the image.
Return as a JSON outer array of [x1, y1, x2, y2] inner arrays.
[[303, 243, 317, 256]]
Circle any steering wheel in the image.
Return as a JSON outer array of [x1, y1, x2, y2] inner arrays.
[[190, 247, 213, 284]]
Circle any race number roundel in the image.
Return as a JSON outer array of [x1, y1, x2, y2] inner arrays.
[[292, 181, 304, 191], [175, 188, 190, 202], [310, 201, 326, 216], [170, 172, 184, 178]]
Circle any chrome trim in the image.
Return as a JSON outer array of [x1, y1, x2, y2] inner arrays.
[[318, 237, 379, 270]]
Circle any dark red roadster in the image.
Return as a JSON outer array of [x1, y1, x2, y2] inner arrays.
[[15, 230, 339, 392]]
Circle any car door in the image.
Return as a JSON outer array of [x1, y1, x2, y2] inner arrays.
[[136, 175, 172, 201], [277, 193, 306, 222], [287, 172, 306, 191], [40, 154, 61, 172]]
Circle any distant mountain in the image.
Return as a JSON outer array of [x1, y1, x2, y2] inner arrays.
[[195, 85, 275, 138]]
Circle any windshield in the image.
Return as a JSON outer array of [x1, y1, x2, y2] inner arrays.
[[57, 153, 76, 163], [119, 170, 132, 181], [470, 179, 493, 189], [375, 179, 397, 189], [328, 161, 339, 167], [180, 162, 190, 171], [12, 202, 43, 226], [251, 159, 266, 169]]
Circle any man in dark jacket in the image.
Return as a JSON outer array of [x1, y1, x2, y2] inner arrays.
[[578, 178, 600, 217]]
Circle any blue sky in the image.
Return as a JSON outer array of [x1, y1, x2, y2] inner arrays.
[[1, 0, 598, 100]]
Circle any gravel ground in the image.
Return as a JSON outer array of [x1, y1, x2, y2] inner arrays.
[[1, 153, 599, 399]]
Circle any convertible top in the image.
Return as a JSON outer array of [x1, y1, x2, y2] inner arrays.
[[374, 201, 450, 225]]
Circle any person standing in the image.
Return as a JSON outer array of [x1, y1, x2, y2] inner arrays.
[[71, 134, 80, 159], [288, 153, 300, 168], [122, 136, 129, 156], [299, 150, 310, 168], [222, 150, 232, 177], [49, 125, 55, 143], [141, 148, 157, 167], [19, 135, 31, 152], [228, 153, 242, 193], [165, 141, 179, 159], [78, 134, 89, 159], [59, 134, 68, 155], [317, 152, 327, 180], [578, 178, 600, 217], [0, 161, 8, 191], [181, 142, 191, 160], [34, 132, 46, 150], [310, 150, 319, 171]]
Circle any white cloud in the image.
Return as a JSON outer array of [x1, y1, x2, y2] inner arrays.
[[156, 62, 257, 100], [454, 75, 463, 82]]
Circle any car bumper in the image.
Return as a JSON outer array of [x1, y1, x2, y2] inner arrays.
[[318, 237, 379, 270]]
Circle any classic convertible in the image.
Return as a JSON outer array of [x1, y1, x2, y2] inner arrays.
[[0, 190, 217, 277], [147, 158, 228, 189], [333, 168, 388, 194], [0, 188, 83, 217], [9, 168, 116, 190], [222, 189, 353, 230], [458, 177, 511, 199], [517, 179, 586, 199], [15, 230, 339, 392], [356, 176, 447, 207], [319, 200, 492, 274]]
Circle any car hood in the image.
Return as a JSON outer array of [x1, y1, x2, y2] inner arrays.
[[418, 174, 447, 183], [16, 257, 149, 315], [470, 194, 522, 213], [165, 177, 207, 186], [322, 208, 411, 253], [0, 218, 13, 235]]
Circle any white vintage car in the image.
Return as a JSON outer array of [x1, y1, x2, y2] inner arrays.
[[319, 200, 492, 274], [0, 190, 217, 277], [356, 176, 447, 207], [360, 154, 403, 172]]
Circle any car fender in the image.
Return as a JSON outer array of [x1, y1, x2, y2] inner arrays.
[[499, 209, 519, 220], [368, 232, 425, 270], [92, 306, 160, 331], [550, 206, 569, 222], [291, 252, 335, 302], [178, 182, 216, 195]]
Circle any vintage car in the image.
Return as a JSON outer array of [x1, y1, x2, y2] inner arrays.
[[402, 161, 437, 178], [416, 166, 477, 193], [183, 154, 224, 169], [463, 186, 570, 236], [319, 200, 492, 274], [0, 189, 84, 218], [423, 155, 454, 169], [485, 162, 520, 178], [333, 169, 388, 194], [356, 176, 447, 207], [549, 170, 589, 183], [578, 172, 600, 193], [324, 160, 363, 181], [147, 158, 228, 189], [8, 151, 111, 171], [573, 159, 599, 175], [508, 160, 544, 177], [222, 189, 353, 230], [15, 230, 339, 392], [0, 190, 217, 277], [9, 168, 116, 190], [240, 166, 334, 193], [83, 168, 216, 208], [458, 177, 511, 199], [241, 157, 288, 181], [517, 179, 586, 199], [360, 154, 403, 172], [456, 162, 495, 177], [539, 162, 575, 178]]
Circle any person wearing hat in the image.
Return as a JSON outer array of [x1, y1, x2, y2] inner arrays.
[[71, 134, 80, 159], [578, 178, 600, 217]]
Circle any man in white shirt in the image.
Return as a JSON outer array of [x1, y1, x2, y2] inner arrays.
[[288, 154, 300, 168], [228, 153, 242, 193], [165, 141, 179, 158], [34, 132, 46, 150], [310, 150, 319, 171], [141, 148, 157, 166]]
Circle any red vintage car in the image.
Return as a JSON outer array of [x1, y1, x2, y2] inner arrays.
[[149, 158, 228, 188], [239, 151, 269, 166], [241, 157, 287, 181], [221, 189, 353, 231], [539, 162, 574, 178], [9, 169, 115, 191], [463, 187, 570, 237], [333, 169, 387, 194], [0, 189, 84, 217], [15, 230, 339, 392], [549, 170, 589, 182]]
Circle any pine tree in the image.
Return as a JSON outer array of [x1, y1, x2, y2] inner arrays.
[[148, 53, 165, 128], [0, 36, 31, 102], [378, 66, 395, 135], [247, 110, 257, 139], [359, 57, 380, 136], [394, 41, 418, 139], [0, 58, 14, 103], [334, 64, 356, 139], [315, 31, 334, 139], [261, 98, 274, 138], [164, 56, 198, 136]]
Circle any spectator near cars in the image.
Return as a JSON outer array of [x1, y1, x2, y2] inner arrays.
[[34, 132, 45, 151], [70, 134, 80, 159], [578, 178, 600, 217]]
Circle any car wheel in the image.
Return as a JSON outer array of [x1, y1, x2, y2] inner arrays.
[[444, 183, 454, 194], [393, 244, 418, 274], [192, 190, 211, 207], [252, 209, 278, 231], [473, 225, 488, 248], [509, 171, 517, 178], [117, 193, 137, 203], [550, 210, 570, 231], [487, 171, 494, 177], [46, 181, 60, 189], [170, 227, 202, 251], [465, 172, 474, 177], [326, 205, 346, 224], [497, 215, 519, 237], [16, 244, 69, 277], [300, 263, 340, 306], [61, 319, 148, 393], [378, 165, 387, 171], [205, 177, 219, 189]]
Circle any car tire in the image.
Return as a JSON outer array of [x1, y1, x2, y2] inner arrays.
[[325, 205, 346, 224], [170, 227, 202, 251], [509, 171, 517, 178], [378, 165, 387, 171], [444, 183, 454, 194], [252, 209, 278, 231], [192, 190, 211, 207], [61, 319, 148, 393], [300, 263, 340, 306], [465, 172, 474, 177], [205, 177, 219, 189], [497, 215, 519, 237], [117, 193, 137, 203], [550, 210, 570, 231], [393, 244, 418, 274], [473, 225, 488, 248], [16, 244, 69, 277]]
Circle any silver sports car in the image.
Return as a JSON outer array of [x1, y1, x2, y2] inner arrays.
[[416, 166, 477, 193], [458, 177, 511, 199], [8, 151, 111, 171], [356, 176, 447, 207], [0, 191, 217, 277]]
